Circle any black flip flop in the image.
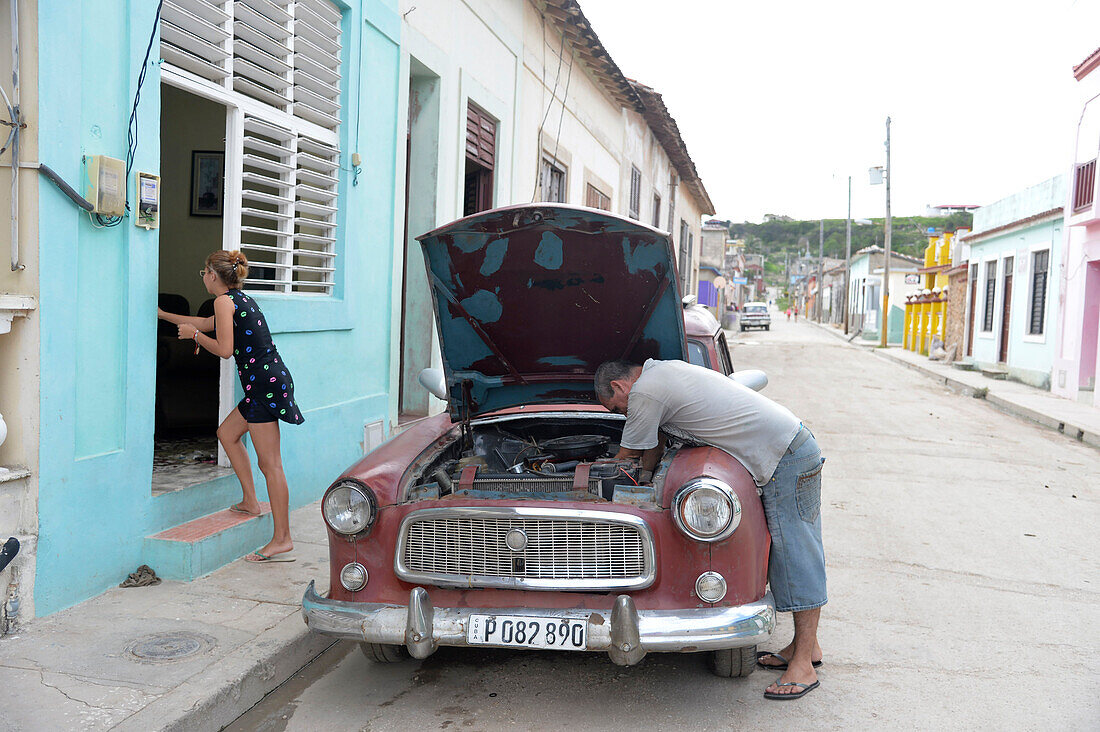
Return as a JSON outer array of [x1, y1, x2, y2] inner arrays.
[[764, 679, 820, 700], [756, 651, 823, 671]]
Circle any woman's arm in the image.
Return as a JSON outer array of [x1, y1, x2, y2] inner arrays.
[[176, 295, 234, 358], [158, 308, 215, 332]]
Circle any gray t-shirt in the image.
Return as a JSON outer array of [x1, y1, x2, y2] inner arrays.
[[620, 359, 802, 486]]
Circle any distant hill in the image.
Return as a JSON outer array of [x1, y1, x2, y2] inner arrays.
[[728, 213, 973, 286]]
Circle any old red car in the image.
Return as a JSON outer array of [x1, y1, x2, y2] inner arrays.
[[302, 204, 775, 677]]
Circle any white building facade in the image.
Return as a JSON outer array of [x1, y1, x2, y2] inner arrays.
[[391, 0, 715, 423]]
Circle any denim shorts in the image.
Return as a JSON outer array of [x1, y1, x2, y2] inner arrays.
[[760, 427, 827, 613]]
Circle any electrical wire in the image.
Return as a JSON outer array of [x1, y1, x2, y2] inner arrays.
[[126, 0, 164, 180], [531, 14, 567, 202], [547, 42, 575, 178]]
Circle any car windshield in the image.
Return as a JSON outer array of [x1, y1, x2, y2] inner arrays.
[[744, 306, 767, 314]]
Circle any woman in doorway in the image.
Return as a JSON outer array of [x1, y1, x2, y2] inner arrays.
[[156, 251, 304, 563]]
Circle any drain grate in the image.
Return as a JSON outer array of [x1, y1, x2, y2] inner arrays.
[[126, 632, 216, 662]]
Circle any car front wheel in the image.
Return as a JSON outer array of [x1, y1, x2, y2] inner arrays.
[[359, 642, 410, 663], [710, 646, 756, 677]]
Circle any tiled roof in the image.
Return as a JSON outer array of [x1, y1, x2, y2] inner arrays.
[[630, 81, 715, 215], [539, 2, 714, 216], [1074, 46, 1100, 80]]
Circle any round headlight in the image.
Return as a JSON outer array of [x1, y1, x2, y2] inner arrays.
[[323, 481, 376, 535], [673, 478, 741, 542], [340, 562, 368, 591], [696, 571, 727, 603]]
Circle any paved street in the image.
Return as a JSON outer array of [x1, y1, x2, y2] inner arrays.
[[229, 315, 1099, 731]]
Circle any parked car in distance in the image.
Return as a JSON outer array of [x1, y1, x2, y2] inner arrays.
[[739, 301, 771, 331], [301, 204, 776, 678]]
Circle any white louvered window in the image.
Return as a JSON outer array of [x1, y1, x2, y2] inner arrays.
[[161, 0, 343, 294]]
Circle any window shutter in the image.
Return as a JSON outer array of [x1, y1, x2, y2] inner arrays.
[[983, 267, 996, 332], [466, 105, 496, 169], [160, 1, 232, 83], [292, 0, 343, 132], [1029, 250, 1048, 335], [232, 0, 294, 111], [163, 2, 344, 297], [162, 0, 342, 132], [239, 116, 296, 291], [628, 166, 641, 219], [586, 183, 610, 211], [237, 117, 337, 294], [293, 136, 339, 293]]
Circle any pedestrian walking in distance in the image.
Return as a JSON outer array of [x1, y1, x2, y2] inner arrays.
[[793, 306, 799, 322], [595, 359, 826, 700], [785, 307, 791, 321], [157, 251, 304, 563]]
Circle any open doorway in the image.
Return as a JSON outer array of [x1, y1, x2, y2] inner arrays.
[[153, 84, 232, 495], [398, 62, 441, 422]]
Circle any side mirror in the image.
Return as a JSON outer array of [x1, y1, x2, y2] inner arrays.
[[730, 369, 768, 392], [418, 368, 448, 400]]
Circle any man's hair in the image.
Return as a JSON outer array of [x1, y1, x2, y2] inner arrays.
[[594, 360, 640, 400]]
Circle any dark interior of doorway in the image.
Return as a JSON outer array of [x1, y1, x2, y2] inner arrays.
[[152, 85, 231, 495]]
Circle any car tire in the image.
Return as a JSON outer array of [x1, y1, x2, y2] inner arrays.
[[765, 325, 770, 331], [740, 326, 746, 332], [359, 642, 410, 663], [710, 646, 756, 678]]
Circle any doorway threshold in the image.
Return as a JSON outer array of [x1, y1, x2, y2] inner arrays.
[[153, 434, 233, 496]]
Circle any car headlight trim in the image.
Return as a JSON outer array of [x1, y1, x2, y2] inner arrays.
[[323, 480, 377, 536], [672, 477, 741, 542]]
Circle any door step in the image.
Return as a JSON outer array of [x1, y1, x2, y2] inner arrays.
[[143, 503, 272, 581], [980, 367, 1008, 380]]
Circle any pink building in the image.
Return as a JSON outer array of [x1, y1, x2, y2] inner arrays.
[[1054, 49, 1100, 406]]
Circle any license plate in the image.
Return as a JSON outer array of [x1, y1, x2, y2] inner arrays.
[[466, 614, 587, 650]]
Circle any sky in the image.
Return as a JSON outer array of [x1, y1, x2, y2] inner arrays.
[[579, 0, 1100, 223]]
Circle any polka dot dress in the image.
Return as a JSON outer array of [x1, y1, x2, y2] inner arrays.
[[227, 289, 305, 425]]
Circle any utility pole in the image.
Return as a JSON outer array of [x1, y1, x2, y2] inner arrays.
[[784, 250, 789, 300], [816, 219, 824, 321], [844, 175, 852, 334], [879, 117, 892, 349]]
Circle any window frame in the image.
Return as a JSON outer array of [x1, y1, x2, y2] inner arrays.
[[981, 259, 997, 334], [628, 165, 642, 220], [1024, 246, 1051, 342], [585, 182, 610, 210], [540, 155, 567, 204], [651, 192, 662, 229]]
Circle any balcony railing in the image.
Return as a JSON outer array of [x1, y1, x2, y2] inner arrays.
[[1073, 158, 1096, 211]]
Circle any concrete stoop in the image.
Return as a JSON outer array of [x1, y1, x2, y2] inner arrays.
[[144, 503, 273, 580]]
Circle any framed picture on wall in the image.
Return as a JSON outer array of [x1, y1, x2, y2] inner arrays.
[[190, 151, 224, 217]]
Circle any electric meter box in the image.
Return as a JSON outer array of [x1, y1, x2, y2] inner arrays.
[[86, 155, 126, 217], [135, 172, 160, 229]]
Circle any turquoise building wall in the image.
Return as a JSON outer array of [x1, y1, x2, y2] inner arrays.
[[34, 0, 401, 615]]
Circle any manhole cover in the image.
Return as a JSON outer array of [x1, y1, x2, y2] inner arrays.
[[126, 632, 216, 662]]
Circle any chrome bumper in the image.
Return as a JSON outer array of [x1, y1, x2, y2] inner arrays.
[[301, 581, 775, 666]]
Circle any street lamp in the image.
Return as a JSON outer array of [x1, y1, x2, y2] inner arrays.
[[869, 116, 892, 348]]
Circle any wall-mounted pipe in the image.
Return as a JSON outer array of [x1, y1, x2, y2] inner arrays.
[[7, 0, 22, 271], [37, 164, 93, 211]]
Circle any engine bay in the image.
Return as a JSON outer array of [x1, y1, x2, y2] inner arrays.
[[404, 417, 664, 505]]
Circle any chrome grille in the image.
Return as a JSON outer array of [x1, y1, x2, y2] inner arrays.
[[395, 508, 655, 591]]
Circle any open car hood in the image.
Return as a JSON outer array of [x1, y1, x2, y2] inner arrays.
[[417, 204, 688, 419]]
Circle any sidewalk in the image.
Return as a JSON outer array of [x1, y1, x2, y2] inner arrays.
[[807, 320, 1100, 450], [0, 501, 332, 731]]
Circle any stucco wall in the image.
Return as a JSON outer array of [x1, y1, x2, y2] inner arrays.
[[945, 268, 968, 360], [33, 0, 401, 615], [967, 218, 1062, 387], [0, 0, 40, 624]]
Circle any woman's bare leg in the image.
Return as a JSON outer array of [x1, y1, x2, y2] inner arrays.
[[245, 420, 293, 559], [217, 409, 260, 514]]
